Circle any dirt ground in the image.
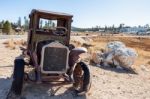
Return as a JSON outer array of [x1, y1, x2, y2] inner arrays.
[[0, 36, 150, 99]]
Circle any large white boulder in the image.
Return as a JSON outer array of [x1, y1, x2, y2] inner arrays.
[[106, 41, 126, 52], [93, 41, 138, 69], [103, 47, 138, 69]]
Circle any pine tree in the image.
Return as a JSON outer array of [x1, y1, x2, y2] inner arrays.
[[11, 22, 18, 29], [0, 22, 2, 34], [2, 21, 11, 35], [18, 17, 22, 27], [112, 24, 115, 32], [104, 26, 107, 32], [0, 22, 2, 28], [24, 16, 29, 31], [44, 21, 48, 28], [52, 22, 55, 27], [0, 20, 4, 29], [118, 23, 124, 32], [48, 20, 52, 27]]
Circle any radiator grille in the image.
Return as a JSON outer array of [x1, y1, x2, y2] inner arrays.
[[43, 47, 68, 72]]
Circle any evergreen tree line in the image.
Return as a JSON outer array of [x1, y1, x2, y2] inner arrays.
[[0, 17, 58, 35], [0, 20, 11, 34], [72, 24, 125, 33], [39, 20, 56, 29], [1, 17, 149, 34], [0, 16, 29, 35]]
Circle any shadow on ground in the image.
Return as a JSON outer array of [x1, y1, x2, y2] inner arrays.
[[1, 65, 87, 99], [99, 66, 137, 74], [0, 66, 13, 68], [6, 77, 87, 99], [21, 83, 87, 99], [90, 62, 138, 74], [0, 78, 12, 99]]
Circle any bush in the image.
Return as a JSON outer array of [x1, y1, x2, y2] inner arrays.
[[2, 21, 12, 35]]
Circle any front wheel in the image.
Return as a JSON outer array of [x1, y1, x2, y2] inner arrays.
[[73, 62, 91, 95], [10, 58, 25, 95]]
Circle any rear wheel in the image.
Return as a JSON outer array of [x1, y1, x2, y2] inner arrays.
[[73, 62, 91, 95], [11, 58, 25, 95]]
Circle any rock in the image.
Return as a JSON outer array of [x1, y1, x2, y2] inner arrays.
[[116, 66, 124, 70], [92, 41, 138, 70], [147, 61, 150, 65], [91, 51, 103, 65], [82, 37, 93, 42], [117, 87, 120, 89], [140, 65, 149, 72], [71, 36, 87, 45], [96, 64, 101, 67], [106, 41, 126, 52], [104, 41, 138, 69], [113, 47, 138, 69]]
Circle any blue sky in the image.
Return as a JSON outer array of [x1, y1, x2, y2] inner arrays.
[[0, 0, 150, 28]]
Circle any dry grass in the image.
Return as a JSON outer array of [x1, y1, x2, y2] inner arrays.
[[3, 39, 16, 49], [3, 39, 27, 50], [147, 61, 150, 65]]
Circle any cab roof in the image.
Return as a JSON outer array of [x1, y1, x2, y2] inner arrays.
[[30, 9, 73, 18]]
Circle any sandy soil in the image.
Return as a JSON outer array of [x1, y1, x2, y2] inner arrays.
[[0, 37, 150, 99]]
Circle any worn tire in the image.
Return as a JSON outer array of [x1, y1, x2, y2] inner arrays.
[[11, 58, 25, 95], [73, 62, 91, 95]]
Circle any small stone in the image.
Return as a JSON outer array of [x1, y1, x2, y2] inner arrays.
[[103, 81, 105, 84], [93, 75, 96, 77], [96, 64, 101, 67], [117, 87, 120, 89], [116, 66, 123, 70]]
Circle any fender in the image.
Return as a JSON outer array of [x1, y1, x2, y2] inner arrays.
[[69, 47, 87, 67]]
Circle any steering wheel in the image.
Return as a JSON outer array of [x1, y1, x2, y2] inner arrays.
[[52, 27, 68, 36]]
